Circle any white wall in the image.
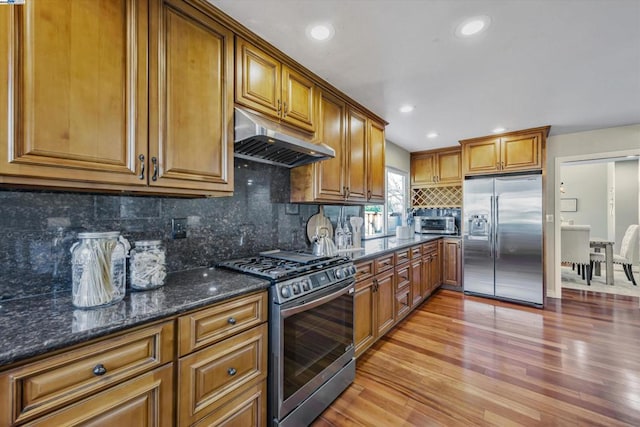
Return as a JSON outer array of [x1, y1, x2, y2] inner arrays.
[[615, 159, 640, 252], [546, 124, 640, 298], [560, 163, 608, 238], [385, 140, 410, 173]]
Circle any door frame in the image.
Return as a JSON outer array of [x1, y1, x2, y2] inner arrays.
[[553, 148, 640, 298]]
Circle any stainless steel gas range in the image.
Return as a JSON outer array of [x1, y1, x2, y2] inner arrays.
[[218, 250, 356, 427]]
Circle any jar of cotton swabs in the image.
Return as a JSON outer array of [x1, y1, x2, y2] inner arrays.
[[129, 240, 166, 290], [71, 232, 129, 308]]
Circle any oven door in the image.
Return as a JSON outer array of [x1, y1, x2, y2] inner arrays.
[[271, 279, 355, 421]]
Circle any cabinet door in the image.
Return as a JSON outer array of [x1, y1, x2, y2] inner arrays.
[[149, 0, 233, 192], [28, 365, 173, 427], [346, 107, 368, 201], [432, 244, 442, 292], [411, 153, 436, 186], [354, 277, 376, 358], [443, 239, 461, 287], [0, 0, 147, 186], [436, 148, 462, 184], [410, 259, 422, 307], [462, 138, 501, 175], [501, 132, 542, 172], [314, 91, 346, 201], [367, 119, 386, 202], [281, 65, 316, 132], [375, 270, 395, 337], [421, 256, 432, 299], [235, 37, 281, 119]]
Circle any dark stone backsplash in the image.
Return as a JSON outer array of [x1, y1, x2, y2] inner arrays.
[[0, 160, 320, 301]]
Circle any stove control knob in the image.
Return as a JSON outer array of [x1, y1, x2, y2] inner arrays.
[[280, 285, 292, 299], [292, 282, 301, 295], [301, 279, 311, 291], [348, 265, 357, 276], [335, 268, 345, 279]]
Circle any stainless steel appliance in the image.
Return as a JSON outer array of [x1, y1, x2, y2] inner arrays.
[[415, 216, 457, 234], [234, 108, 335, 168], [462, 173, 544, 307], [218, 250, 356, 426]]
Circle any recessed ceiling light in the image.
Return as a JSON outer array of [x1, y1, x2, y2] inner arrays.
[[492, 127, 506, 133], [307, 23, 335, 41], [456, 16, 491, 37], [399, 105, 414, 113], [426, 132, 439, 139]]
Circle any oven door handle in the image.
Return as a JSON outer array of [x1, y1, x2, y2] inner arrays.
[[281, 280, 355, 318]]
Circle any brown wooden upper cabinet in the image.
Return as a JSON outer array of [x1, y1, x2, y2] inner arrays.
[[290, 94, 385, 204], [410, 147, 462, 187], [0, 0, 234, 196], [235, 37, 317, 133], [459, 126, 550, 176]]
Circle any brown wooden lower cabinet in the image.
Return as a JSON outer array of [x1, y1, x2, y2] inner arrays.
[[354, 258, 394, 358], [442, 238, 462, 289], [0, 291, 268, 427], [355, 242, 442, 358]]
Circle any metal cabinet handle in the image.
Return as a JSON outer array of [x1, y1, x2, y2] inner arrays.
[[283, 101, 288, 117], [138, 154, 145, 180], [367, 190, 371, 200], [227, 367, 237, 376], [227, 317, 236, 325], [93, 364, 107, 376], [277, 99, 282, 114], [151, 157, 158, 181], [373, 278, 378, 292]]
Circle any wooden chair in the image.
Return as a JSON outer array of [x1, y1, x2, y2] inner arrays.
[[561, 225, 592, 285]]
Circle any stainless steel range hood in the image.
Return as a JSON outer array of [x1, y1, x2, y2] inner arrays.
[[234, 108, 335, 168]]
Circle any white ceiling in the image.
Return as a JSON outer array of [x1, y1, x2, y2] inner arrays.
[[212, 0, 640, 153]]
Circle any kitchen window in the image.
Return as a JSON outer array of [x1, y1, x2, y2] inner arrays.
[[365, 167, 408, 238]]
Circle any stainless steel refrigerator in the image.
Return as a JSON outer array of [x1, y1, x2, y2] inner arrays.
[[463, 173, 543, 307]]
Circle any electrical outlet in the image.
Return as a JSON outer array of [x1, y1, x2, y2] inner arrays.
[[172, 218, 187, 239]]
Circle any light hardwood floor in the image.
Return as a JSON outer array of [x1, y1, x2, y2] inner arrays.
[[313, 290, 640, 426]]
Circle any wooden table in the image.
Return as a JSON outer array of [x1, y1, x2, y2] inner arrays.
[[590, 239, 614, 285]]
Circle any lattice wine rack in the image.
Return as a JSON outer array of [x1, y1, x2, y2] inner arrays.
[[412, 186, 462, 208]]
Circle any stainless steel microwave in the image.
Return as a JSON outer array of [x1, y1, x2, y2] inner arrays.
[[415, 216, 457, 234]]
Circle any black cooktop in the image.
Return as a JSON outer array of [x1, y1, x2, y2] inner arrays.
[[217, 250, 350, 281]]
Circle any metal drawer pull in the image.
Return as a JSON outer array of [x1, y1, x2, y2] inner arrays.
[[151, 157, 158, 181], [228, 367, 237, 376], [227, 317, 237, 325], [93, 364, 107, 376]]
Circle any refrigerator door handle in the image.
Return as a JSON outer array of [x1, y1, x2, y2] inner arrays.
[[495, 195, 500, 259], [490, 195, 495, 256]]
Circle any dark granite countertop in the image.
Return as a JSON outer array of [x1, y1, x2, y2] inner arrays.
[[344, 233, 461, 262], [0, 267, 270, 367]]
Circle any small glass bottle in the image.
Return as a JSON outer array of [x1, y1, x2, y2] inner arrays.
[[129, 240, 167, 290], [71, 232, 129, 308]]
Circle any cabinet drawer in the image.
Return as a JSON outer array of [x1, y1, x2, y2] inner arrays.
[[394, 249, 410, 265], [179, 292, 267, 356], [354, 260, 374, 282], [395, 288, 411, 320], [422, 242, 438, 255], [23, 364, 173, 427], [410, 246, 422, 259], [178, 323, 268, 426], [193, 381, 266, 427], [374, 254, 394, 274], [395, 264, 411, 291], [0, 321, 173, 426]]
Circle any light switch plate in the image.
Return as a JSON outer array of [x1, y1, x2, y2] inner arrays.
[[546, 214, 554, 223]]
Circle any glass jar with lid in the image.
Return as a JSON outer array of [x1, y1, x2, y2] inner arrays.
[[129, 240, 166, 290], [71, 231, 129, 308]]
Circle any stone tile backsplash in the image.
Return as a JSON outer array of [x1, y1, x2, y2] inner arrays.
[[0, 160, 319, 300]]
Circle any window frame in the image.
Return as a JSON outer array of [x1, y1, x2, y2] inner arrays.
[[364, 166, 409, 238]]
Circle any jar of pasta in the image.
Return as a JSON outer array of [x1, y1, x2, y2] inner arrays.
[[129, 240, 167, 290]]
